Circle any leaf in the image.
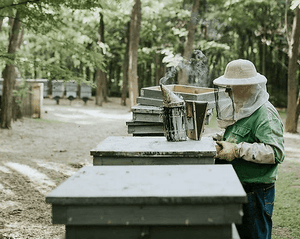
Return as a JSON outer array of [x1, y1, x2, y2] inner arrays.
[[162, 53, 183, 68], [291, 0, 300, 10]]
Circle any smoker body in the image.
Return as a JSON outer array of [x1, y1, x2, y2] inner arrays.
[[163, 105, 187, 141]]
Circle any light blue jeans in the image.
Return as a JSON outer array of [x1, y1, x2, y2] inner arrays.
[[237, 183, 275, 239]]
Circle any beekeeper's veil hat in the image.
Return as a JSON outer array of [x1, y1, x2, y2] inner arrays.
[[213, 59, 269, 128]]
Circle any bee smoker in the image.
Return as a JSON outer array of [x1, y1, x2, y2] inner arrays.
[[160, 84, 187, 141]]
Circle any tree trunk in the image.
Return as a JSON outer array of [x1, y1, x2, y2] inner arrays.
[[1, 11, 22, 129], [178, 0, 200, 85], [286, 6, 300, 133], [155, 53, 165, 85], [0, 17, 3, 31], [145, 61, 152, 87], [95, 69, 106, 106], [128, 0, 141, 107], [121, 22, 130, 106], [95, 12, 107, 105], [296, 91, 300, 125], [17, 27, 24, 49]]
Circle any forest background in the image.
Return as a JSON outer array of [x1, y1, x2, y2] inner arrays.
[[0, 0, 300, 132]]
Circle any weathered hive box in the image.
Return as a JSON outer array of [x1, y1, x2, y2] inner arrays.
[[126, 121, 164, 136], [138, 84, 215, 109], [132, 104, 163, 123], [127, 85, 215, 137], [80, 82, 92, 101], [52, 80, 64, 98], [46, 165, 246, 239], [127, 105, 212, 137], [66, 81, 77, 100], [90, 136, 216, 165], [127, 104, 164, 136]]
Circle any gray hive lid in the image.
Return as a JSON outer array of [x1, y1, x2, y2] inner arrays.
[[46, 165, 247, 205], [90, 136, 216, 158]]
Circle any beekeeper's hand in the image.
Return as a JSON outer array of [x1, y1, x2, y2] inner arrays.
[[215, 141, 239, 161]]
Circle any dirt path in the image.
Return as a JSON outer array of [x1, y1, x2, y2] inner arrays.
[[0, 97, 132, 239], [0, 97, 299, 238]]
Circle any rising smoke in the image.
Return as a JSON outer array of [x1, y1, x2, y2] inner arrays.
[[160, 50, 208, 86]]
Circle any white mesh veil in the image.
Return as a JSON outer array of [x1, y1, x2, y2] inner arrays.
[[215, 82, 269, 128]]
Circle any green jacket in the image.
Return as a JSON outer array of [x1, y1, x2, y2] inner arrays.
[[222, 101, 285, 184]]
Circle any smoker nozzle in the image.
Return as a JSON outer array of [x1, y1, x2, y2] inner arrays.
[[160, 84, 184, 107]]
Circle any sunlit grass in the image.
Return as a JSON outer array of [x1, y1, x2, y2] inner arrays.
[[273, 161, 300, 239]]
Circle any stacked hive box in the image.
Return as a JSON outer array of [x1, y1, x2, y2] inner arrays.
[[127, 85, 215, 136]]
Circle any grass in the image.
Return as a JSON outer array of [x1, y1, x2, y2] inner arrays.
[[273, 161, 300, 239]]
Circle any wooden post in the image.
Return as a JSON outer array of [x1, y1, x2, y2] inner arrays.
[[31, 83, 43, 118]]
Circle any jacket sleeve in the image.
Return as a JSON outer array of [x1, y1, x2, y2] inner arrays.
[[237, 142, 276, 164], [244, 105, 285, 164]]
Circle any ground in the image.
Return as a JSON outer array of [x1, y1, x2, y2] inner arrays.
[[0, 97, 300, 239]]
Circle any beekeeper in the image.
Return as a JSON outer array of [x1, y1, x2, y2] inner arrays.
[[213, 59, 285, 239]]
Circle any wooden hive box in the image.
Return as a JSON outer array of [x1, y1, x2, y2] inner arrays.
[[90, 136, 216, 166], [46, 165, 246, 239], [80, 82, 92, 99], [127, 85, 215, 137], [126, 121, 164, 136], [52, 80, 65, 98], [127, 104, 164, 136], [131, 104, 163, 123], [66, 81, 78, 100], [138, 84, 215, 109]]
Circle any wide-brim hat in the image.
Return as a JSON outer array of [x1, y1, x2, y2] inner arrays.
[[213, 59, 267, 86]]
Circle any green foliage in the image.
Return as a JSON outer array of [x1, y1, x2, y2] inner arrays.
[[0, 0, 296, 106], [13, 79, 30, 107]]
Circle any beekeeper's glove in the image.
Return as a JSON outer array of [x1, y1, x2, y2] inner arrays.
[[215, 141, 239, 161], [212, 130, 225, 141]]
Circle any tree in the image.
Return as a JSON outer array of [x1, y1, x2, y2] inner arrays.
[[121, 22, 130, 106], [0, 0, 109, 129], [0, 17, 3, 31], [1, 10, 22, 129], [285, 2, 300, 133], [95, 12, 108, 106], [128, 0, 141, 107], [178, 0, 200, 85]]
